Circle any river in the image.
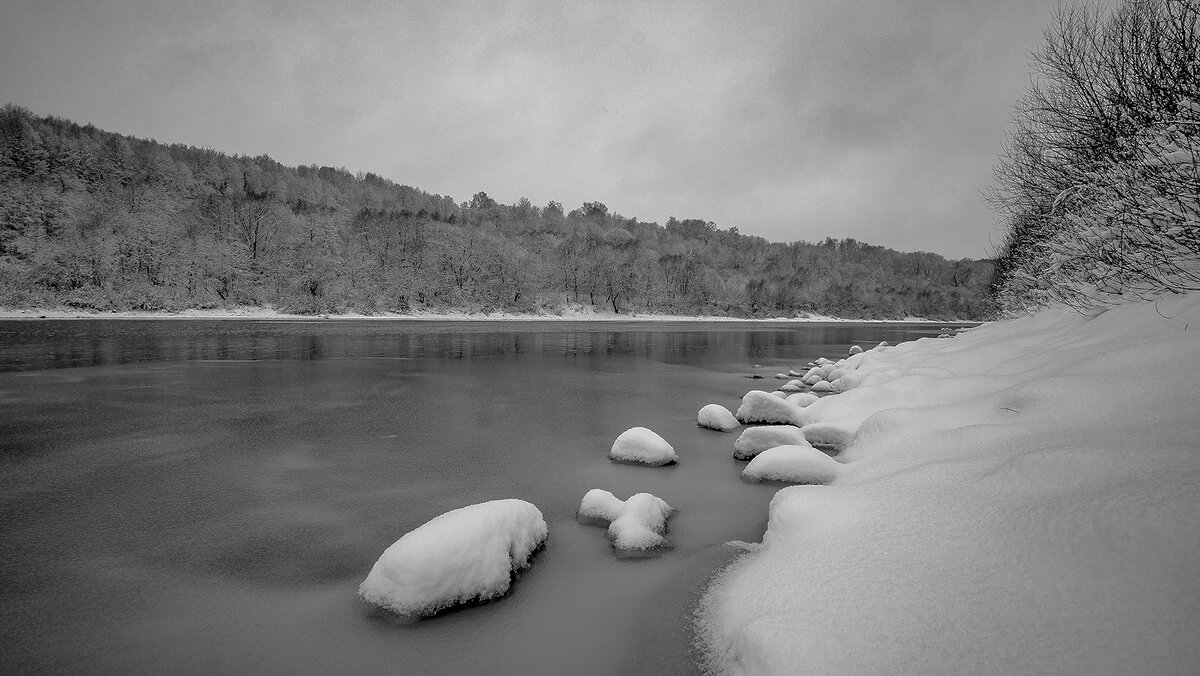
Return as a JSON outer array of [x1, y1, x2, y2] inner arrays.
[[0, 319, 955, 674]]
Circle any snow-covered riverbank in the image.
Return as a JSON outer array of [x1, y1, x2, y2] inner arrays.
[[698, 292, 1200, 675], [0, 306, 951, 323]]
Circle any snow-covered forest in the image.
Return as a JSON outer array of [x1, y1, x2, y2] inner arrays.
[[989, 0, 1200, 312], [0, 106, 991, 319]]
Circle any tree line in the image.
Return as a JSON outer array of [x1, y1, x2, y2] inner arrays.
[[1, 105, 992, 319], [989, 0, 1199, 313]]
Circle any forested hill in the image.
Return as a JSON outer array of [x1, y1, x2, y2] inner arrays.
[[0, 105, 992, 319]]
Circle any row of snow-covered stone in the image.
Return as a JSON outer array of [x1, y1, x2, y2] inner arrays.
[[356, 341, 889, 619]]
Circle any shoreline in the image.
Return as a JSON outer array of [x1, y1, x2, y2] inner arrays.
[[697, 291, 1200, 674], [0, 306, 971, 324]]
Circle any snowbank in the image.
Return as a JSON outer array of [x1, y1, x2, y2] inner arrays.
[[578, 489, 674, 552], [698, 292, 1200, 675], [732, 426, 810, 461], [698, 404, 740, 431], [358, 499, 547, 616], [741, 444, 841, 484], [610, 426, 678, 465]]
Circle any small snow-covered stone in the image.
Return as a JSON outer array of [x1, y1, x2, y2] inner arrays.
[[785, 392, 820, 407], [733, 425, 810, 460], [697, 403, 739, 431], [848, 344, 863, 356], [735, 390, 810, 426], [610, 426, 678, 465], [578, 489, 674, 552], [742, 445, 841, 484], [771, 390, 788, 398], [780, 379, 804, 392], [811, 380, 834, 393], [358, 499, 548, 616]]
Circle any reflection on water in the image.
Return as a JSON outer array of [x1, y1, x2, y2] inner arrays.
[[0, 320, 956, 675], [0, 319, 954, 372]]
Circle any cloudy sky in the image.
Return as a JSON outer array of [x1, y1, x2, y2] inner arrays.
[[1, 0, 1056, 258]]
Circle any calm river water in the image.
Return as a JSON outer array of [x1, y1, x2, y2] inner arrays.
[[0, 319, 953, 675]]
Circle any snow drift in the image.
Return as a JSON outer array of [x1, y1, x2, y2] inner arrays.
[[699, 292, 1200, 675]]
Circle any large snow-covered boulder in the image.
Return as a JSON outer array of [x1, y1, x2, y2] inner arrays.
[[610, 426, 678, 465], [742, 445, 841, 484], [733, 425, 810, 460], [578, 489, 674, 552], [697, 403, 740, 431], [358, 499, 548, 616], [735, 390, 810, 426]]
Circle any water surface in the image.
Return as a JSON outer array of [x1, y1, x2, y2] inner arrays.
[[0, 319, 954, 674]]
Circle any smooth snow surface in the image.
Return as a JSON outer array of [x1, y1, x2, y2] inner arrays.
[[699, 293, 1200, 675], [610, 426, 678, 465], [698, 403, 740, 431], [735, 391, 810, 427], [741, 445, 840, 484], [732, 426, 810, 461], [578, 489, 674, 551], [358, 499, 547, 616]]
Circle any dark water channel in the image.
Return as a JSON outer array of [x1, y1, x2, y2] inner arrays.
[[0, 319, 952, 675]]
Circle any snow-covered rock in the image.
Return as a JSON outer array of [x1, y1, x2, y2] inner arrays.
[[811, 380, 834, 393], [770, 390, 787, 398], [697, 403, 739, 431], [785, 392, 819, 407], [741, 445, 841, 484], [735, 390, 810, 426], [358, 499, 548, 616], [848, 344, 863, 356], [799, 421, 857, 451], [610, 426, 678, 465], [779, 379, 804, 392], [733, 425, 810, 460], [578, 489, 674, 552]]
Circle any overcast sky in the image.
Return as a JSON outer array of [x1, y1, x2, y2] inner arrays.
[[0, 0, 1056, 258]]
